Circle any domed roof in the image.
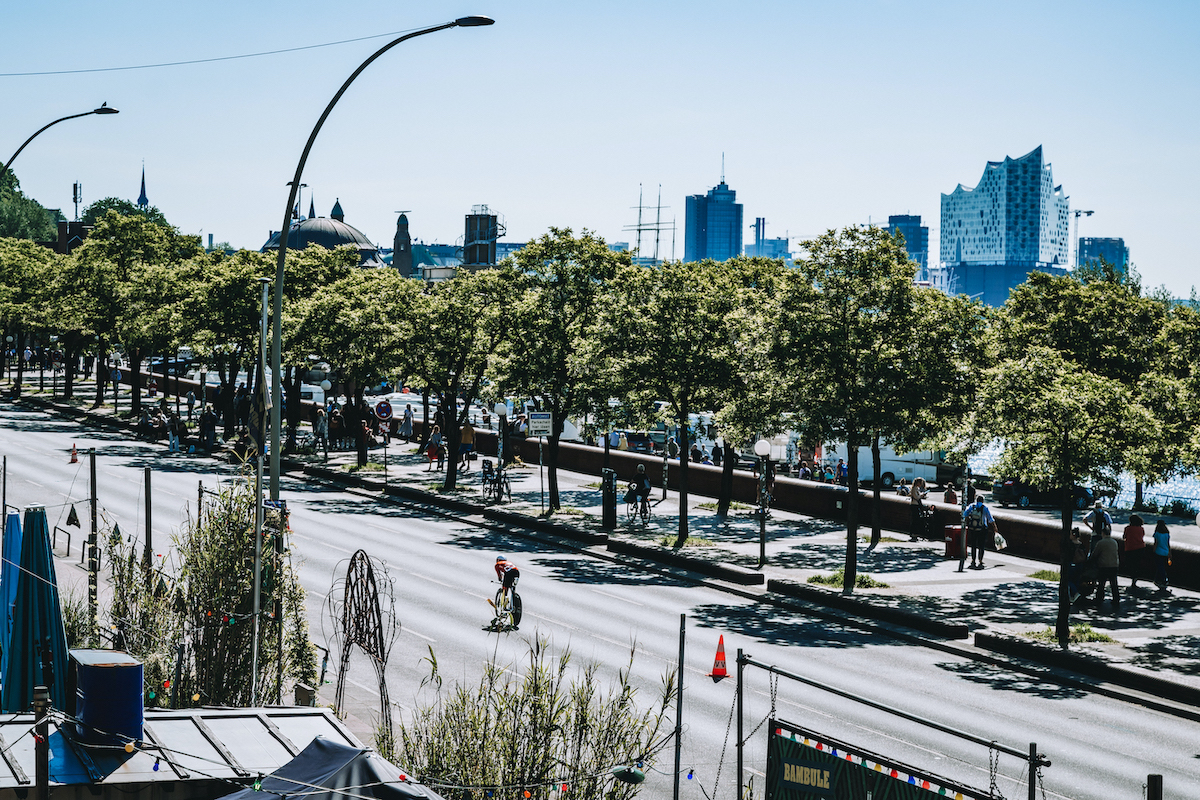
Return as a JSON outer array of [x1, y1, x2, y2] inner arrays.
[[261, 217, 384, 267]]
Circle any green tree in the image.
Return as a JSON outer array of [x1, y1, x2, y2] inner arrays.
[[81, 196, 171, 230], [61, 210, 201, 410], [0, 237, 60, 388], [598, 258, 743, 545], [771, 226, 921, 591], [0, 169, 57, 241], [408, 268, 518, 491], [288, 268, 419, 465], [495, 229, 627, 511]]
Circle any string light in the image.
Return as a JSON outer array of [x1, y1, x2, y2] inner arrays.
[[686, 770, 693, 780]]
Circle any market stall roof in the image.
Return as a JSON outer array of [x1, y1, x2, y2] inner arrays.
[[219, 736, 446, 800], [0, 706, 359, 792]]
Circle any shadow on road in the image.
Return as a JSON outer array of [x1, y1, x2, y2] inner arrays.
[[934, 660, 1089, 700], [689, 601, 877, 648]]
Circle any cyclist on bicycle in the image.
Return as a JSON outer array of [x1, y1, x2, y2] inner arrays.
[[495, 555, 520, 600], [632, 464, 652, 502]]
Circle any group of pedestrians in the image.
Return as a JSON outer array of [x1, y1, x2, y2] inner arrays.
[[1068, 502, 1172, 609]]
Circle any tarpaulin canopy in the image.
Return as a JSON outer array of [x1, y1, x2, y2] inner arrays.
[[219, 736, 447, 800], [0, 511, 23, 683], [1, 505, 69, 712]]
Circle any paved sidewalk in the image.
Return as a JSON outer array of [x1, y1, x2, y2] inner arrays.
[[11, 380, 1200, 698]]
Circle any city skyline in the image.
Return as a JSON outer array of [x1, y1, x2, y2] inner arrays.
[[2, 1, 1197, 297]]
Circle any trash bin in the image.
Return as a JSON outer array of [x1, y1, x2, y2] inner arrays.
[[601, 468, 617, 530], [944, 525, 963, 559]]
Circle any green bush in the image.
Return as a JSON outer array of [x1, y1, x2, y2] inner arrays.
[[807, 570, 889, 589]]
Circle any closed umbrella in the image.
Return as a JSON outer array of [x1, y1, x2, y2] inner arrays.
[[0, 511, 22, 683], [1, 506, 69, 712]]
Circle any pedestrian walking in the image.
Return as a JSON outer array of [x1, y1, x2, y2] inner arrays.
[[400, 403, 414, 443], [186, 389, 196, 420], [909, 477, 930, 541], [961, 495, 998, 571], [1084, 500, 1113, 537], [712, 441, 723, 467], [1121, 513, 1148, 588], [1152, 519, 1171, 592], [1088, 526, 1120, 609]]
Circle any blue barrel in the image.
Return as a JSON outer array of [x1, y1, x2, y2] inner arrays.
[[70, 650, 144, 746]]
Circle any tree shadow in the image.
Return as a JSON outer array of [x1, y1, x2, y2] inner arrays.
[[530, 555, 696, 588], [688, 601, 877, 648], [299, 497, 429, 520], [1128, 635, 1200, 676], [934, 660, 1089, 700], [444, 528, 587, 558]]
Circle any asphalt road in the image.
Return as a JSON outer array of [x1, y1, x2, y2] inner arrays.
[[2, 403, 1198, 800]]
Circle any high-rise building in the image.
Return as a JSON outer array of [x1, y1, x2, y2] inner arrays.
[[886, 215, 929, 278], [1078, 237, 1129, 275], [746, 217, 791, 262], [940, 145, 1070, 306], [684, 179, 743, 262]]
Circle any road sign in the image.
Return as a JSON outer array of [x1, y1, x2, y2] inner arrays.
[[374, 400, 393, 421], [528, 411, 552, 437]]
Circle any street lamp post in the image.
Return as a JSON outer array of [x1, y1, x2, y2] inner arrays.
[[269, 16, 494, 500], [754, 438, 771, 566], [0, 104, 119, 187]]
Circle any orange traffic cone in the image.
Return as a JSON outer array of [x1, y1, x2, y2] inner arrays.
[[69, 444, 78, 464], [709, 635, 728, 680]]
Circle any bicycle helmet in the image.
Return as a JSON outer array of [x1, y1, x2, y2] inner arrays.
[[496, 555, 506, 562], [637, 464, 646, 473]]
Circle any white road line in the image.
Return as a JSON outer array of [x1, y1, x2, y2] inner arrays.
[[590, 588, 644, 606], [25, 481, 44, 488], [404, 627, 436, 642]]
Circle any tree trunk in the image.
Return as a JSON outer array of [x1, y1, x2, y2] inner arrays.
[[717, 442, 736, 519], [63, 341, 80, 400], [419, 389, 431, 450], [352, 387, 368, 467], [1055, 429, 1073, 650], [92, 340, 107, 408], [442, 383, 461, 490], [287, 367, 303, 448], [15, 331, 26, 389], [869, 435, 882, 549], [129, 347, 143, 417], [1134, 480, 1144, 509], [843, 432, 860, 594], [547, 432, 561, 511], [675, 402, 691, 547]]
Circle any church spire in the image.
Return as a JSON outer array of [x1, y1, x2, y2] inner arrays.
[[137, 165, 148, 209], [309, 198, 316, 219]]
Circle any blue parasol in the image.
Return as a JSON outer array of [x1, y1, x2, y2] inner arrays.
[[0, 511, 22, 684], [1, 506, 69, 712]]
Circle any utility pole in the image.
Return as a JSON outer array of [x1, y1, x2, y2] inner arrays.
[[89, 449, 98, 644], [34, 685, 49, 800], [673, 614, 685, 800], [143, 467, 152, 573]]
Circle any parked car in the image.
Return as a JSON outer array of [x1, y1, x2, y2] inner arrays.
[[991, 478, 1093, 509]]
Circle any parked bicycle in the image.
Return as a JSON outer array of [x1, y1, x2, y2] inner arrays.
[[481, 459, 511, 504]]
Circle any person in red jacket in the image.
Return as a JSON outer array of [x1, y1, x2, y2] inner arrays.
[[495, 556, 520, 602]]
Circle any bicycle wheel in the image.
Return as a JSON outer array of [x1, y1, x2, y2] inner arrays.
[[511, 591, 522, 628], [494, 589, 512, 628], [501, 475, 512, 503], [626, 501, 637, 522], [640, 500, 651, 523]]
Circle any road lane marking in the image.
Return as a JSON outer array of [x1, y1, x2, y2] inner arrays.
[[404, 627, 436, 642], [25, 481, 44, 488], [590, 588, 644, 606], [290, 532, 353, 555]]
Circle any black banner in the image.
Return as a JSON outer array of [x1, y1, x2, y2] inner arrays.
[[766, 720, 985, 800]]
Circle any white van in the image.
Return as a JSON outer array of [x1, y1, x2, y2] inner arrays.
[[822, 441, 961, 488]]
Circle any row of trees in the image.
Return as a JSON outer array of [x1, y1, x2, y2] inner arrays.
[[4, 213, 1200, 643]]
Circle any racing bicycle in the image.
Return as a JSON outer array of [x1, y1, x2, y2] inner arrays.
[[488, 583, 522, 631], [626, 484, 652, 524]]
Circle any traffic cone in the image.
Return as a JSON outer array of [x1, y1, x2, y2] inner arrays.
[[709, 635, 728, 681], [69, 444, 78, 464]]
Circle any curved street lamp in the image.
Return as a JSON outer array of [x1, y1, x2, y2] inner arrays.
[[269, 16, 495, 499], [0, 104, 119, 187]]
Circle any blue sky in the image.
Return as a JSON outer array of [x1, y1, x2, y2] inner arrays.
[[3, 1, 1197, 296]]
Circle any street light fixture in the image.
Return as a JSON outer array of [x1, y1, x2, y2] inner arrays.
[[269, 16, 495, 500], [0, 104, 119, 187]]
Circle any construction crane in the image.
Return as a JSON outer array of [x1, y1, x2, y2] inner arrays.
[[1073, 209, 1094, 269]]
